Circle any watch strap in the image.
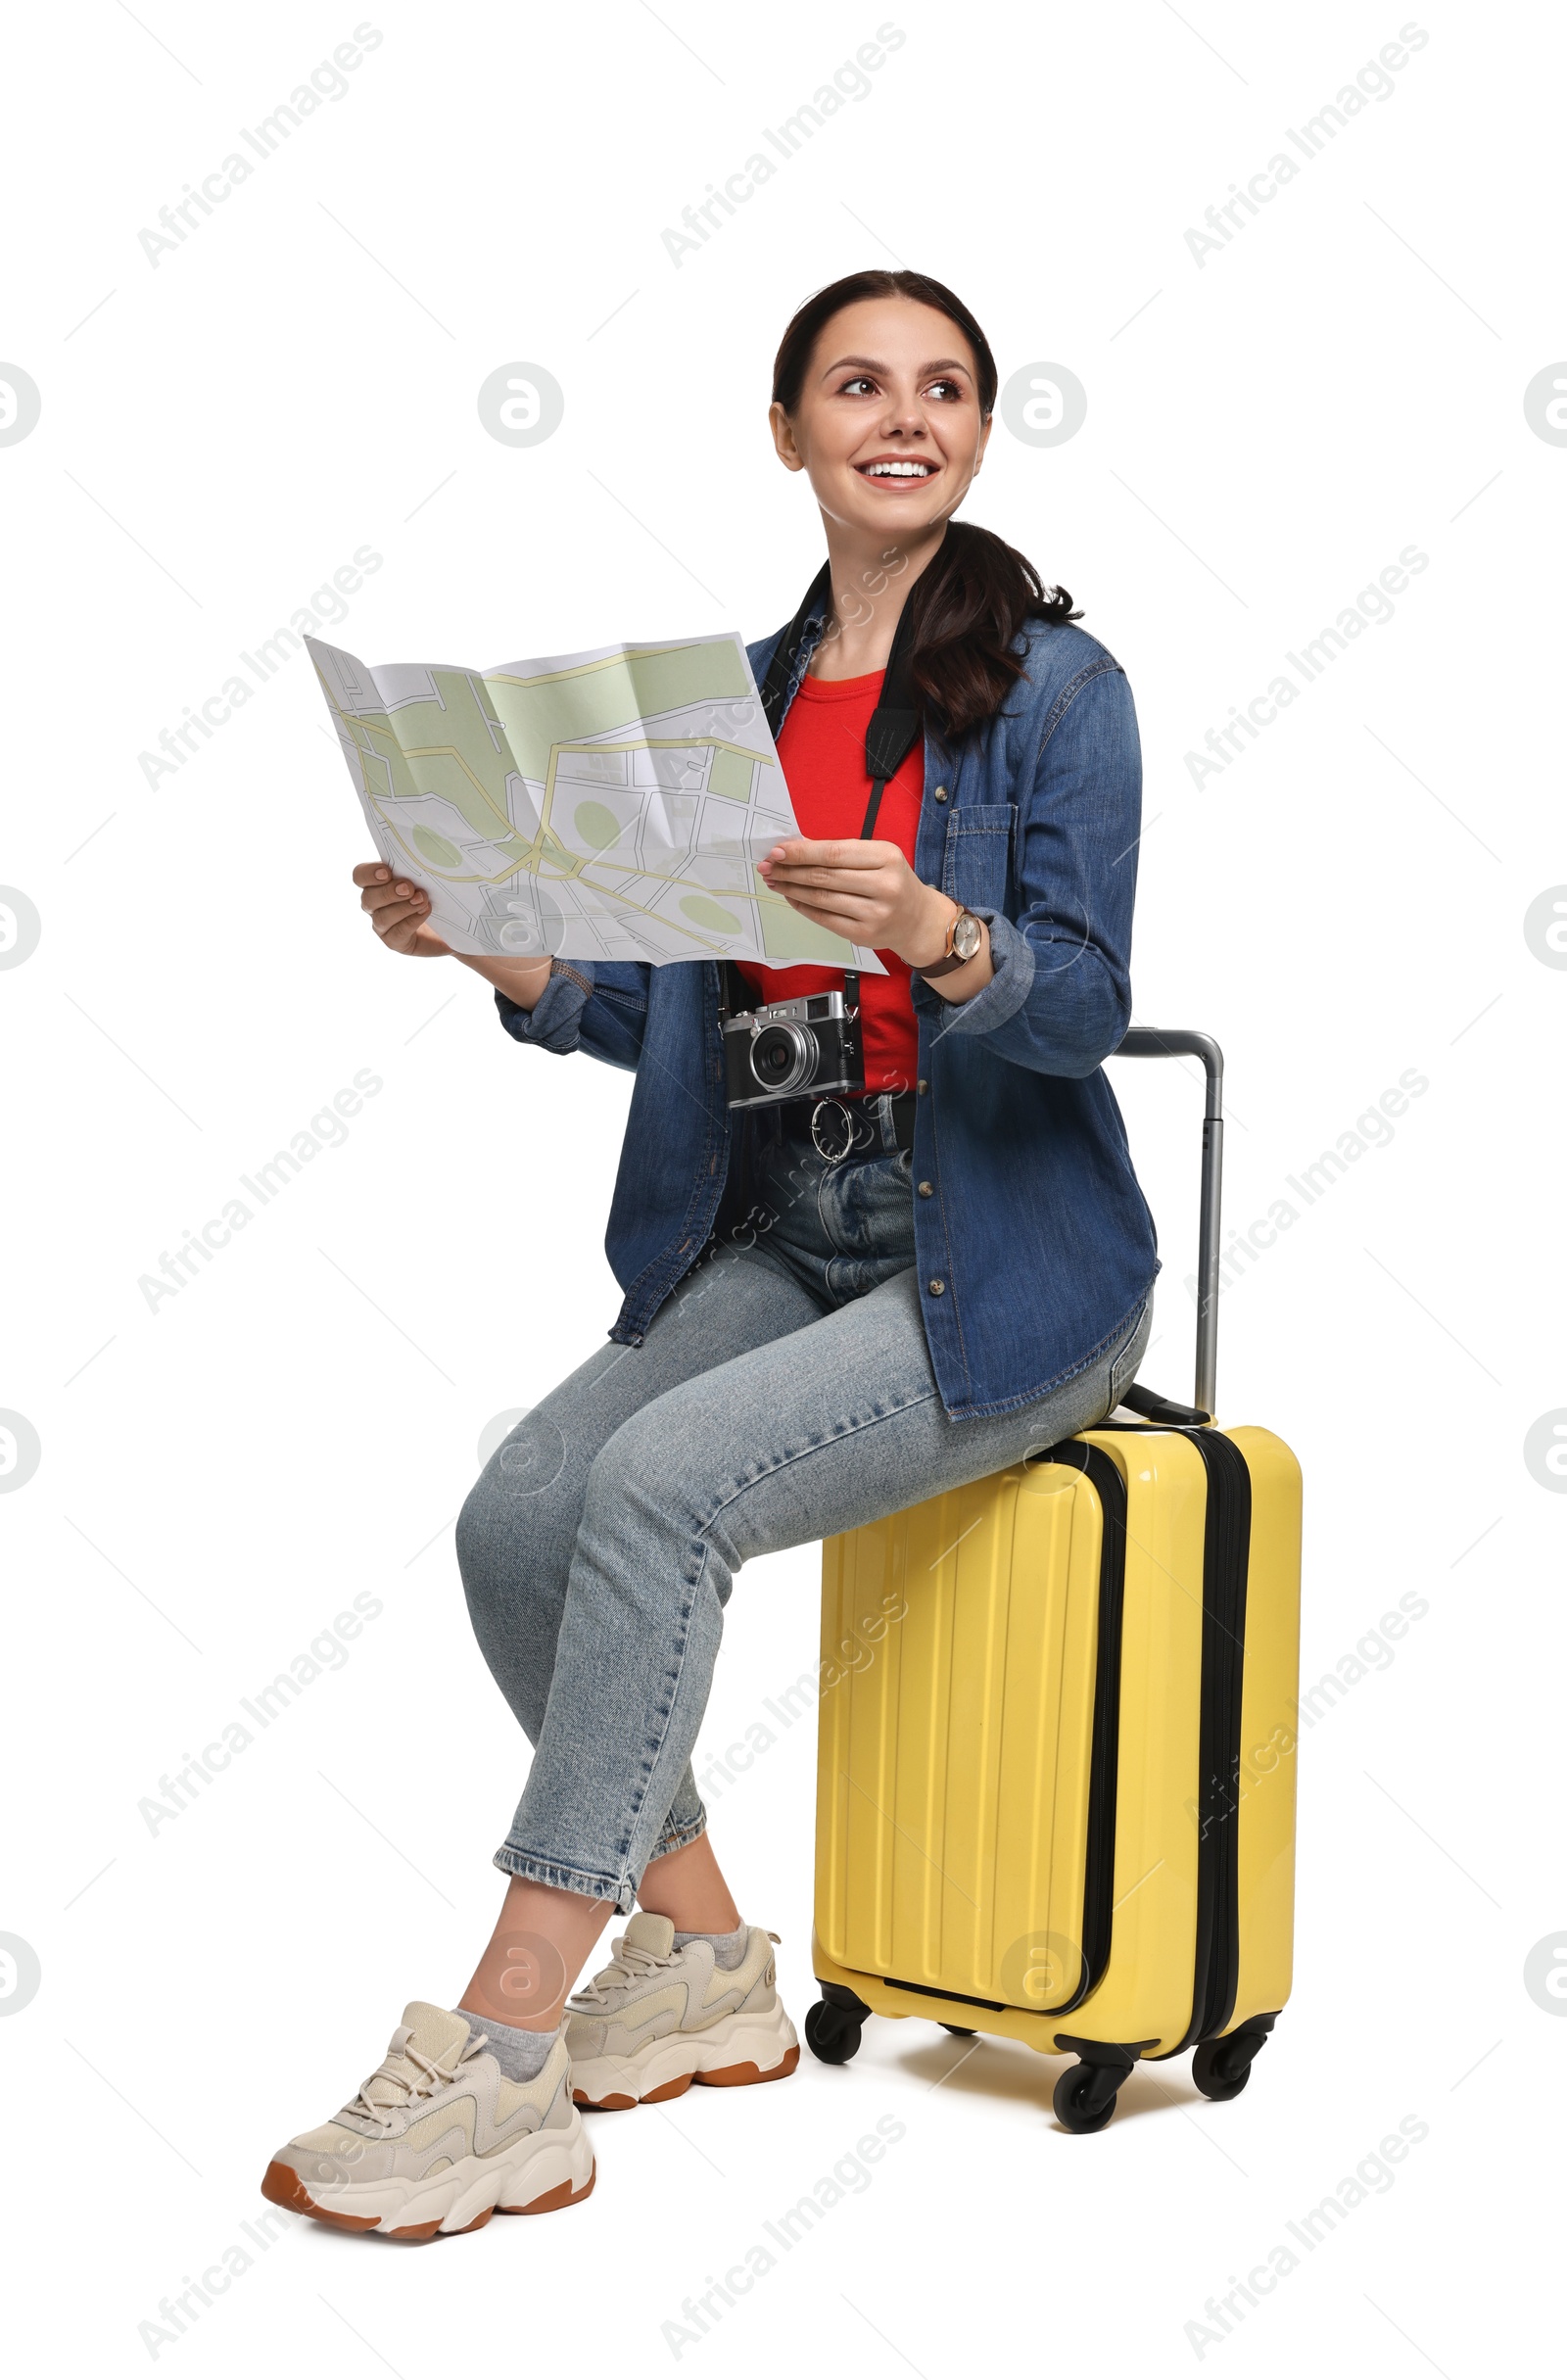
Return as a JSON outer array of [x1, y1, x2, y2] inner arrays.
[[918, 906, 979, 979]]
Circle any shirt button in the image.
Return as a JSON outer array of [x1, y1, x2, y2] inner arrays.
[[928, 1277, 945, 1295], [917, 1077, 928, 1095], [933, 785, 949, 803], [917, 1180, 933, 1198]]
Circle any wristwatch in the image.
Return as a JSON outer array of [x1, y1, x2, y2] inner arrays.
[[918, 904, 984, 979]]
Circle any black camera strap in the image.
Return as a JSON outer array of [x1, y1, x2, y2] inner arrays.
[[727, 566, 924, 1023]]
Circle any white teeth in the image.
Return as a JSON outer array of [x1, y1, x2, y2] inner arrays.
[[863, 460, 932, 477]]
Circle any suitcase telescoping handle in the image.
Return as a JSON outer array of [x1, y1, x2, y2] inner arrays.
[[1111, 1028, 1223, 1421]]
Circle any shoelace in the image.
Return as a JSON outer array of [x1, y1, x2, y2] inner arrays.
[[570, 1935, 679, 2011], [343, 2029, 489, 2130]]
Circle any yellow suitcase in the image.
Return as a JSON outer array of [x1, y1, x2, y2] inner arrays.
[[806, 1031, 1303, 2129]]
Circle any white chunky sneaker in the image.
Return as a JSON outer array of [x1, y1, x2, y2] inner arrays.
[[261, 2001, 594, 2241], [566, 1914, 799, 2110]]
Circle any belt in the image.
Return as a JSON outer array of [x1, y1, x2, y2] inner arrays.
[[769, 1090, 919, 1164]]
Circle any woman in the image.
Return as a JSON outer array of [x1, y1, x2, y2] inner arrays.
[[262, 270, 1159, 2239]]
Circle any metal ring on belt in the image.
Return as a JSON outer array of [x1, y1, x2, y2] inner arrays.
[[770, 1092, 918, 1165]]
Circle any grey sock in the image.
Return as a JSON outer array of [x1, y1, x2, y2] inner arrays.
[[459, 2009, 557, 2083], [673, 1924, 750, 1972]]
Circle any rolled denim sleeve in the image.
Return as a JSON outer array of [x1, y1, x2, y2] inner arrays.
[[495, 959, 648, 1072], [917, 661, 1139, 1079]]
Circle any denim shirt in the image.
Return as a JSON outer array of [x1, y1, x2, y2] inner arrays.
[[496, 591, 1160, 1419]]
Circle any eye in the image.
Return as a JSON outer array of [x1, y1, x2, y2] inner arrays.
[[838, 375, 878, 397], [925, 378, 966, 402]]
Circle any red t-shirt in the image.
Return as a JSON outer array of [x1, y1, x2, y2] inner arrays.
[[736, 667, 922, 1095]]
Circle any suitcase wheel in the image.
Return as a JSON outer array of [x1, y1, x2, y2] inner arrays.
[[1192, 2023, 1271, 2102], [1052, 2061, 1120, 2134], [940, 2024, 976, 2038], [804, 1999, 863, 2065]]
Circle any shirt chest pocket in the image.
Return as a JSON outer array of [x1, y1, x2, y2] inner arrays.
[[941, 803, 1017, 912]]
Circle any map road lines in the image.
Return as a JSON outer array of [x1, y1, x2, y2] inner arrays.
[[308, 632, 884, 972]]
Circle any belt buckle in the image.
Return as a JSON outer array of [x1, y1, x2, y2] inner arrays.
[[809, 1097, 857, 1165]]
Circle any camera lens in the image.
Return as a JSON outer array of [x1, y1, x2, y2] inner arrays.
[[749, 1021, 816, 1095]]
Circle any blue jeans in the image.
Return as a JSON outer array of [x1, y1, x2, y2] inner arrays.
[[456, 1104, 1153, 1913]]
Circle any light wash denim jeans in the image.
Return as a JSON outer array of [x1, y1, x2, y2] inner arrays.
[[456, 1103, 1153, 1913]]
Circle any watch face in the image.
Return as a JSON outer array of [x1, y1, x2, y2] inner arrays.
[[952, 911, 982, 961]]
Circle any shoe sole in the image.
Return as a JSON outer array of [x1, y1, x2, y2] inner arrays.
[[260, 2124, 595, 2242], [571, 2004, 800, 2112]]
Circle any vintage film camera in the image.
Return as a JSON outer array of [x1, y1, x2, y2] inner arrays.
[[720, 977, 864, 1109]]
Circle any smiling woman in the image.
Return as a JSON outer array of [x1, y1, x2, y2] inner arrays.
[[265, 267, 1159, 2244], [763, 270, 1081, 732]]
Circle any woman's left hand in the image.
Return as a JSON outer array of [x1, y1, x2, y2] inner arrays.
[[757, 837, 957, 971]]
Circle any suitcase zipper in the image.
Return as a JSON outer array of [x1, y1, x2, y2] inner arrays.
[[1166, 1427, 1253, 2051], [1047, 1426, 1253, 2045], [1021, 1439, 1129, 2016]]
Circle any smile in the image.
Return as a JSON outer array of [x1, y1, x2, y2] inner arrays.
[[855, 459, 937, 480]]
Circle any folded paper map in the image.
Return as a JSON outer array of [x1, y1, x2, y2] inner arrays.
[[308, 630, 885, 973]]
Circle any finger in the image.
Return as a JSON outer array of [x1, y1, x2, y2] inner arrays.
[[361, 876, 429, 915], [369, 895, 429, 938], [380, 915, 450, 957], [765, 872, 883, 912], [784, 898, 880, 931], [763, 865, 896, 896], [782, 897, 875, 941], [774, 883, 881, 927], [353, 861, 394, 888], [760, 837, 885, 870], [771, 876, 880, 909]]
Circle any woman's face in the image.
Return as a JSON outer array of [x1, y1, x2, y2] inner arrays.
[[770, 298, 991, 538]]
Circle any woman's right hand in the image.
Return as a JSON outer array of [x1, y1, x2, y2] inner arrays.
[[352, 862, 555, 1010]]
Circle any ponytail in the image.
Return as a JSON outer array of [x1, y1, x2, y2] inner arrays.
[[899, 518, 1080, 740]]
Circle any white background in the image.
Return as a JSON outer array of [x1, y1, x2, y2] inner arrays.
[[2, 0, 1561, 2371]]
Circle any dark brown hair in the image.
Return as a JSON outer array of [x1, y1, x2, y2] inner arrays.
[[772, 270, 1081, 738]]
